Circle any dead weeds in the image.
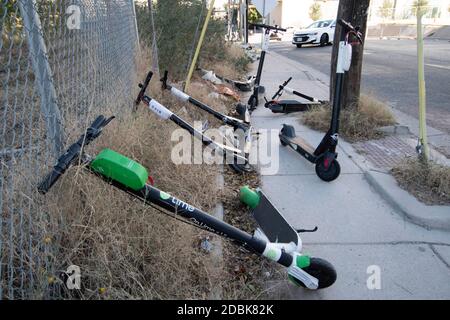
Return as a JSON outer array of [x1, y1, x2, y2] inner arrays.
[[391, 157, 450, 206], [302, 94, 396, 142]]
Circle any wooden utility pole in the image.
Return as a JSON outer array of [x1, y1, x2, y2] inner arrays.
[[330, 0, 369, 108]]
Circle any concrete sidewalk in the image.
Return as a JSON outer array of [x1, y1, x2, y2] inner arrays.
[[248, 48, 450, 299]]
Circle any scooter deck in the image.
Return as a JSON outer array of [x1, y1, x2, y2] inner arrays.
[[252, 191, 299, 246], [282, 135, 315, 155], [267, 100, 315, 113]]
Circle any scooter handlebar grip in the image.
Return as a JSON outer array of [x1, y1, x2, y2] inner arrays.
[[38, 169, 63, 194], [136, 71, 154, 104]]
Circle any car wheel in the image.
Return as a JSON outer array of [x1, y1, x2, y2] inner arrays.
[[296, 44, 302, 48], [320, 33, 329, 47]]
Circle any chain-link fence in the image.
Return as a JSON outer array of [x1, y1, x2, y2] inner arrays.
[[1, 0, 139, 299]]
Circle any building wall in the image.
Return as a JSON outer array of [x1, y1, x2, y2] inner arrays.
[[368, 0, 450, 25], [268, 1, 283, 26]]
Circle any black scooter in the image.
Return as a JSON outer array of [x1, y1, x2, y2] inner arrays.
[[279, 19, 363, 182], [160, 70, 252, 170], [265, 77, 326, 113], [246, 23, 287, 112], [136, 71, 249, 173], [197, 67, 256, 92], [37, 115, 337, 290]]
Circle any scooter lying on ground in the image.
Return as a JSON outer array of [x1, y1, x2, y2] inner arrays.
[[136, 71, 250, 173], [247, 23, 287, 112], [265, 77, 326, 113], [198, 68, 256, 92], [279, 19, 363, 182], [37, 115, 337, 290], [160, 71, 253, 165]]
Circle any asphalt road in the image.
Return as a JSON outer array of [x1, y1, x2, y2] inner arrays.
[[270, 39, 450, 134]]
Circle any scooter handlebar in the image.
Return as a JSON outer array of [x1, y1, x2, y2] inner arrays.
[[136, 71, 154, 105], [271, 77, 292, 100], [37, 115, 114, 194], [338, 19, 363, 43], [250, 23, 286, 32]]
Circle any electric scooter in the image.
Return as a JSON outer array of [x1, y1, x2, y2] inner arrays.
[[37, 115, 337, 290], [265, 77, 326, 113], [197, 67, 256, 92], [136, 71, 250, 173], [247, 23, 287, 112], [160, 71, 253, 168], [279, 19, 363, 182]]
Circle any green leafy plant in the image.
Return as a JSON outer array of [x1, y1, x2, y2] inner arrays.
[[248, 7, 262, 24], [378, 0, 394, 20], [309, 2, 322, 21]]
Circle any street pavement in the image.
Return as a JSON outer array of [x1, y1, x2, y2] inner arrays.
[[269, 38, 450, 136], [247, 44, 450, 299]]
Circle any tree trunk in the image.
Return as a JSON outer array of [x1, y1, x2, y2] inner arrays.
[[330, 0, 369, 108]]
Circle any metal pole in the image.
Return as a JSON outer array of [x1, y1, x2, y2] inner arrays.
[[18, 0, 64, 155], [185, 0, 216, 92], [131, 0, 141, 54], [148, 0, 160, 76], [417, 8, 429, 159], [245, 0, 249, 44]]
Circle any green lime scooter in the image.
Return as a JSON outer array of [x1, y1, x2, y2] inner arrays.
[[38, 115, 337, 290]]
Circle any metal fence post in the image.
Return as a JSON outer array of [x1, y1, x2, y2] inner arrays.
[[131, 0, 141, 54], [17, 0, 64, 155]]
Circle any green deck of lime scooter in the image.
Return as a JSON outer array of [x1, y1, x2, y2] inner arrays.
[[90, 148, 148, 191]]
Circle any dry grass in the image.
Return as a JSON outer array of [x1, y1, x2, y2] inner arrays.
[[1, 45, 246, 300], [392, 158, 450, 206], [2, 40, 264, 299], [32, 89, 222, 300], [302, 94, 396, 142], [201, 43, 251, 81]]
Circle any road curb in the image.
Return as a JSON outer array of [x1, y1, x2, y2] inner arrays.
[[364, 169, 450, 232]]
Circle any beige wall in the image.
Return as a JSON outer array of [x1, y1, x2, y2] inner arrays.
[[268, 1, 283, 26]]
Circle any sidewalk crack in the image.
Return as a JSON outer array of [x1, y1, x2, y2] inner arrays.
[[429, 244, 450, 270]]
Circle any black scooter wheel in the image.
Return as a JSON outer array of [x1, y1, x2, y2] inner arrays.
[[279, 137, 288, 146], [248, 96, 257, 112], [315, 158, 341, 182], [228, 162, 252, 174], [290, 257, 337, 289]]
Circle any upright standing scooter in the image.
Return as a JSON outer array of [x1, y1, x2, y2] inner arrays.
[[265, 77, 327, 113], [279, 19, 363, 182], [246, 23, 287, 112], [37, 115, 337, 290]]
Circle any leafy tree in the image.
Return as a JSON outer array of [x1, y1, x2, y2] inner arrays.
[[248, 7, 262, 24], [309, 2, 322, 21], [136, 0, 227, 78], [411, 0, 429, 16], [378, 0, 393, 20]]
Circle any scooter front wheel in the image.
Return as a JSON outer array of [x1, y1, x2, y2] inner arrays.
[[248, 95, 257, 112], [289, 257, 337, 289], [315, 158, 341, 182]]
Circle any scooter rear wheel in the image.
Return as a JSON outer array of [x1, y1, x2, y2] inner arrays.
[[289, 257, 337, 289], [315, 158, 341, 182]]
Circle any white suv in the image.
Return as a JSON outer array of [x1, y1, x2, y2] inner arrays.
[[292, 19, 336, 48]]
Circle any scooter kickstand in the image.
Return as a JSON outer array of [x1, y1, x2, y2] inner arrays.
[[296, 226, 318, 233]]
